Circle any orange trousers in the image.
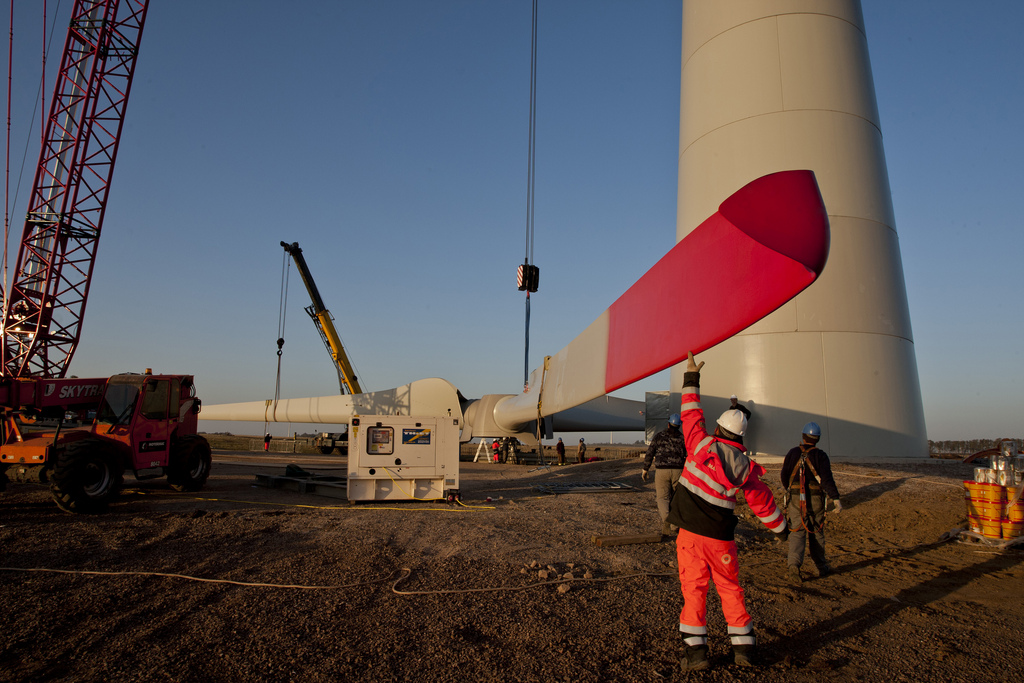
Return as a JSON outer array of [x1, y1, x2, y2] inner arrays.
[[675, 528, 753, 644]]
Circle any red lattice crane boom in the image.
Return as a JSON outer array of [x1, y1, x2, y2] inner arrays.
[[1, 0, 149, 378]]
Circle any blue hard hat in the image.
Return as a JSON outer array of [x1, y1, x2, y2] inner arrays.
[[802, 422, 821, 438], [668, 413, 682, 427]]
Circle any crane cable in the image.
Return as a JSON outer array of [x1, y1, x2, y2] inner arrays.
[[4, 1, 62, 312], [4, 0, 13, 300], [522, 0, 538, 389], [270, 250, 292, 433]]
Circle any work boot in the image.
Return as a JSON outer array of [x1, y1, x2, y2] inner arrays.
[[787, 565, 802, 584], [732, 644, 758, 667], [816, 563, 833, 578], [680, 644, 709, 672]]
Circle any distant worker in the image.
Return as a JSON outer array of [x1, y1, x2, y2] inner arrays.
[[556, 438, 566, 465], [780, 422, 841, 583], [491, 439, 501, 463], [577, 438, 587, 463], [667, 352, 788, 671], [729, 394, 751, 419], [263, 433, 271, 452], [641, 413, 687, 537], [729, 395, 753, 451], [505, 437, 521, 465]]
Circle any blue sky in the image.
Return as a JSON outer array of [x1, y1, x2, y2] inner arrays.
[[2, 1, 1021, 442]]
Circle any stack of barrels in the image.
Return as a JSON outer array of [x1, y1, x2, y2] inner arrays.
[[964, 481, 1023, 540], [964, 439, 1024, 541]]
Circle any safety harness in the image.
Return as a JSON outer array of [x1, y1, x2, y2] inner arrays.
[[786, 443, 828, 534]]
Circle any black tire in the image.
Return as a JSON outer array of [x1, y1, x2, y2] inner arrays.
[[318, 446, 334, 455], [167, 436, 212, 492], [49, 439, 124, 513]]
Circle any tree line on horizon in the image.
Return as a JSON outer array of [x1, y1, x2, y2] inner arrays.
[[929, 438, 1022, 457]]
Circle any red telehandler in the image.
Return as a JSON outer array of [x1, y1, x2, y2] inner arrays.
[[0, 372, 212, 512]]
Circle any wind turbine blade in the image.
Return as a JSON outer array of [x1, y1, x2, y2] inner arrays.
[[493, 170, 829, 431], [199, 378, 462, 424]]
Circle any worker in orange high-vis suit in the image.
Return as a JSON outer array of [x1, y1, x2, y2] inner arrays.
[[666, 352, 789, 672]]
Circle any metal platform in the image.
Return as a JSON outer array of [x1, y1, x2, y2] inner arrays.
[[253, 470, 348, 500], [532, 481, 637, 495]]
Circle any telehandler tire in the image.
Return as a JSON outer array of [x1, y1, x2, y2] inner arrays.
[[167, 436, 212, 492], [50, 440, 124, 513]]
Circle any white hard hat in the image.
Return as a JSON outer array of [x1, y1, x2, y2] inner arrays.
[[717, 409, 747, 436], [729, 394, 738, 400]]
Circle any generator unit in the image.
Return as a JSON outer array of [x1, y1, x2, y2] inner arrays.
[[347, 414, 460, 502]]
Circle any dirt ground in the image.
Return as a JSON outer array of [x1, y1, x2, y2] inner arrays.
[[1, 451, 1021, 682]]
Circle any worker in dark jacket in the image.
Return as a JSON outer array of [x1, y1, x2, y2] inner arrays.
[[555, 438, 566, 465], [642, 413, 687, 536], [729, 395, 751, 444], [667, 352, 788, 671], [728, 394, 751, 419], [780, 422, 841, 583]]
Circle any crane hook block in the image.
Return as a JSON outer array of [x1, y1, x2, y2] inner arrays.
[[517, 262, 540, 293]]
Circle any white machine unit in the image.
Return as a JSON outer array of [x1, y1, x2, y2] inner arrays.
[[347, 415, 460, 502]]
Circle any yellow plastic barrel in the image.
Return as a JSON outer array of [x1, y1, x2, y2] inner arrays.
[[1002, 519, 1023, 539], [1007, 492, 1024, 523], [964, 482, 1007, 539], [978, 516, 1003, 539]]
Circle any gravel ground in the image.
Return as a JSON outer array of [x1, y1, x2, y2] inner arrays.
[[1, 453, 1021, 682]]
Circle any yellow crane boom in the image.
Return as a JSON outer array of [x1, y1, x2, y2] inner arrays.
[[280, 241, 362, 395]]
